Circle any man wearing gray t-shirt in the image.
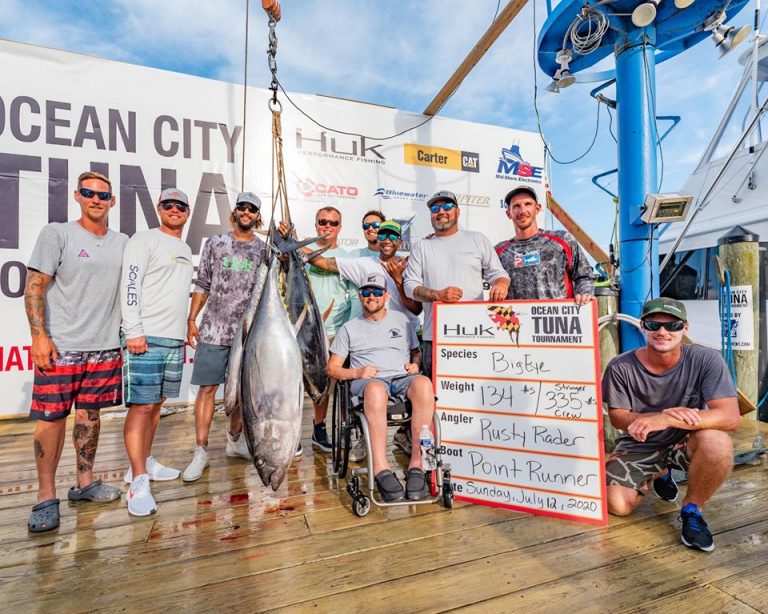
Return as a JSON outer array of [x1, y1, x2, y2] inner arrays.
[[24, 170, 127, 532], [327, 273, 434, 503], [602, 297, 739, 552], [404, 190, 510, 379]]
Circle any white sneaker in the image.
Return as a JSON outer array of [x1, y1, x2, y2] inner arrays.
[[182, 446, 210, 482], [124, 456, 181, 483], [225, 432, 251, 459], [348, 438, 367, 462], [127, 474, 156, 517]]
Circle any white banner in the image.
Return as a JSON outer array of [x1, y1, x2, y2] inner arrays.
[[728, 285, 755, 351], [433, 300, 607, 525], [0, 40, 546, 417]]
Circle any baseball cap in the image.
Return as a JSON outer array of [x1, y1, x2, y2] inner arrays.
[[359, 272, 387, 291], [504, 186, 539, 206], [378, 220, 402, 236], [640, 297, 688, 321], [236, 191, 261, 210], [159, 188, 189, 206], [427, 190, 458, 208]]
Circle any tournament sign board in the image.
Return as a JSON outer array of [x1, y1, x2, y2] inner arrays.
[[433, 299, 607, 525]]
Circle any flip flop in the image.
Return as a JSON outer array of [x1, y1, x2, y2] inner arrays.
[[67, 479, 121, 502], [28, 499, 60, 533]]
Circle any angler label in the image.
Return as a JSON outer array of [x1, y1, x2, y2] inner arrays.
[[433, 300, 607, 525]]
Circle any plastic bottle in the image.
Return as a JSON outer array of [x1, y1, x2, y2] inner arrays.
[[419, 424, 436, 470]]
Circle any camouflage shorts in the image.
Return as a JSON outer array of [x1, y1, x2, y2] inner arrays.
[[605, 440, 691, 494]]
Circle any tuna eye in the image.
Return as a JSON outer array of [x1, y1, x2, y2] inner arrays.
[[255, 457, 264, 467]]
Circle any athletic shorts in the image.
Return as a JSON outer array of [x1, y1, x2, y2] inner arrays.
[[190, 342, 231, 386], [350, 374, 419, 405], [30, 349, 122, 422], [422, 340, 433, 380], [122, 336, 184, 405], [605, 439, 691, 494]]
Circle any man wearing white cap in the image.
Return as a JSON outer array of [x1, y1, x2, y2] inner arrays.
[[121, 187, 194, 516], [182, 192, 267, 482]]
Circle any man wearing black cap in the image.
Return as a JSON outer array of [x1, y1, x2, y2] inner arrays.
[[121, 187, 194, 516], [327, 273, 435, 503], [495, 186, 593, 305], [602, 297, 739, 552], [404, 190, 510, 379], [182, 192, 267, 482]]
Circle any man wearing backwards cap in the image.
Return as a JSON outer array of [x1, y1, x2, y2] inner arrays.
[[403, 190, 510, 379], [495, 186, 593, 305], [602, 297, 738, 552], [120, 187, 194, 516], [327, 272, 435, 503], [181, 192, 267, 482]]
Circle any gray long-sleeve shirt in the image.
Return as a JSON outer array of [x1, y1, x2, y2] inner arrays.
[[403, 229, 509, 341]]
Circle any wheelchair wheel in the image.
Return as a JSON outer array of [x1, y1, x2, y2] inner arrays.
[[352, 495, 371, 517], [442, 475, 454, 509], [331, 383, 351, 478]]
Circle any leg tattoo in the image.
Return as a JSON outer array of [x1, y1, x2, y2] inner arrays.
[[73, 412, 100, 473], [34, 439, 45, 459]]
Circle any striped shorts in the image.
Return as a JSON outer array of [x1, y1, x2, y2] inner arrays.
[[30, 349, 122, 421], [123, 336, 184, 405]]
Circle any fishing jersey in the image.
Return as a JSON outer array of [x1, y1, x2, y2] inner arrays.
[[494, 230, 594, 300]]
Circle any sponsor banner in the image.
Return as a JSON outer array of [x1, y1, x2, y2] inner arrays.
[[727, 285, 755, 350], [433, 300, 607, 525], [403, 143, 480, 173], [0, 39, 545, 417]]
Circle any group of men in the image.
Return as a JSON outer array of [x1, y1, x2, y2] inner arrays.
[[23, 173, 739, 554]]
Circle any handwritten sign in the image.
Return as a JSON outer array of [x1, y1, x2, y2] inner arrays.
[[433, 300, 607, 525]]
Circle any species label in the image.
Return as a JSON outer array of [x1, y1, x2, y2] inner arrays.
[[433, 300, 607, 525]]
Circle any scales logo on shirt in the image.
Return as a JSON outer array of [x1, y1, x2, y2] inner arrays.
[[513, 251, 541, 267], [78, 249, 90, 258]]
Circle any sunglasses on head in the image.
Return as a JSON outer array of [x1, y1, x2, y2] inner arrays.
[[641, 319, 685, 332], [360, 287, 385, 298], [316, 219, 340, 227], [235, 202, 259, 214], [79, 187, 112, 201], [429, 202, 456, 214], [160, 201, 190, 213], [362, 221, 381, 230], [377, 232, 400, 242]]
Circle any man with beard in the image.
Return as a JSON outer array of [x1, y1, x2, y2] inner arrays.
[[327, 273, 435, 502], [404, 190, 510, 379], [495, 186, 593, 305], [181, 192, 267, 482], [121, 188, 194, 516]]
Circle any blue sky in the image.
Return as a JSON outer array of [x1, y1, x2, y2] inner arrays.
[[0, 0, 752, 249]]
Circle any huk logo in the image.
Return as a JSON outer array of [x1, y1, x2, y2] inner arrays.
[[404, 144, 480, 173], [296, 177, 359, 200], [487, 305, 521, 346], [442, 322, 496, 339], [496, 144, 544, 182], [295, 128, 385, 165], [78, 249, 90, 258]]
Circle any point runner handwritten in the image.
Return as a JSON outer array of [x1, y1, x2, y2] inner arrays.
[[434, 299, 607, 525]]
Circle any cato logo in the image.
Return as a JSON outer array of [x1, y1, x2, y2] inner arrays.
[[295, 128, 385, 165], [295, 177, 359, 200], [404, 144, 480, 173], [496, 144, 544, 182]]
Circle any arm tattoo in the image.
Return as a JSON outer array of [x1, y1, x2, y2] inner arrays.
[[24, 271, 50, 337], [73, 412, 100, 473], [311, 256, 338, 273], [34, 439, 44, 459], [412, 286, 438, 302]]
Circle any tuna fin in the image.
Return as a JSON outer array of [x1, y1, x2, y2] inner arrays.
[[293, 304, 310, 337], [300, 245, 331, 264], [321, 299, 335, 322]]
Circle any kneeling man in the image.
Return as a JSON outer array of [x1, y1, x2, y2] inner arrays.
[[327, 273, 435, 502], [603, 297, 739, 552]]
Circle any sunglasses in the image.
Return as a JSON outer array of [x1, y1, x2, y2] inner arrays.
[[362, 221, 381, 230], [429, 202, 456, 214], [360, 288, 385, 298], [641, 320, 685, 332], [160, 201, 190, 213], [377, 232, 401, 242], [79, 187, 112, 201], [235, 202, 259, 214], [316, 219, 340, 227]]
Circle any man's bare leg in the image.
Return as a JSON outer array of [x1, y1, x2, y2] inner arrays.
[[363, 382, 389, 475], [407, 376, 435, 470], [73, 409, 100, 488], [683, 429, 733, 509], [193, 385, 218, 446], [124, 403, 158, 477], [33, 418, 67, 502]]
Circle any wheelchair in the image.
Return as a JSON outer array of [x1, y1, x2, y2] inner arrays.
[[331, 375, 454, 517]]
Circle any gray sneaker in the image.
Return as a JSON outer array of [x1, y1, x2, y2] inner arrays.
[[182, 445, 210, 482], [127, 474, 156, 517], [226, 432, 251, 459], [348, 438, 367, 462]]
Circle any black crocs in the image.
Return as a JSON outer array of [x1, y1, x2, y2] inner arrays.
[[374, 469, 404, 502], [28, 498, 60, 533], [405, 468, 427, 501]]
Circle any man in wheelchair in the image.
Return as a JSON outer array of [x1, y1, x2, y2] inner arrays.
[[327, 273, 435, 503]]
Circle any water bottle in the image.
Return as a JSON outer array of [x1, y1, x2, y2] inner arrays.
[[419, 424, 436, 470]]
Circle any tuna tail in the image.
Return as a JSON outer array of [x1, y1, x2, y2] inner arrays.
[[269, 221, 324, 254], [300, 244, 331, 264]]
